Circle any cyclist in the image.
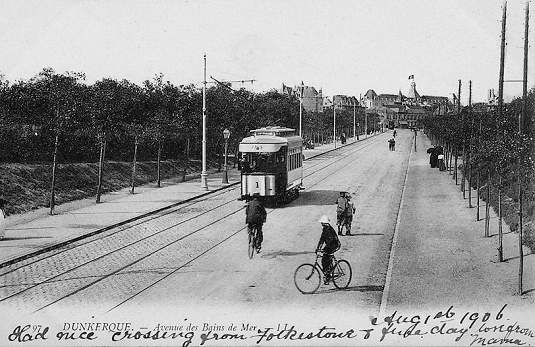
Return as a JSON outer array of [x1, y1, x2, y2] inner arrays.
[[316, 215, 341, 284], [335, 192, 348, 235], [245, 193, 267, 253]]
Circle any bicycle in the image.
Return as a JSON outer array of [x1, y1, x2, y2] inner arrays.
[[294, 251, 352, 294], [248, 224, 259, 259]]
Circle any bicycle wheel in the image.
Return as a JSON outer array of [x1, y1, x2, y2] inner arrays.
[[294, 263, 321, 294], [248, 227, 256, 259], [332, 259, 352, 289]]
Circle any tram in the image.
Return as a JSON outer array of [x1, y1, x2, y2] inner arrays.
[[238, 126, 303, 203]]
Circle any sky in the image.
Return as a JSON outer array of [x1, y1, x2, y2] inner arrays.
[[0, 0, 533, 104]]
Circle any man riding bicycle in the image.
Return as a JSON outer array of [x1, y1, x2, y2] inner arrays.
[[316, 215, 341, 284], [245, 193, 267, 253]]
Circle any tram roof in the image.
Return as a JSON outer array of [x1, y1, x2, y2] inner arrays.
[[250, 126, 296, 137], [239, 129, 302, 152]]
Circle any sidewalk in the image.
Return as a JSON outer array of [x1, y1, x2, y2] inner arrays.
[[0, 134, 379, 266], [384, 132, 534, 311]]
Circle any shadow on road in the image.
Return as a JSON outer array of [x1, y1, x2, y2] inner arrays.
[[261, 250, 315, 259], [313, 284, 384, 294], [346, 233, 384, 236], [294, 190, 345, 207], [0, 236, 53, 241]]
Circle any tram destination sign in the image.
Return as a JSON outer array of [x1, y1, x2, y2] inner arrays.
[[238, 143, 285, 152]]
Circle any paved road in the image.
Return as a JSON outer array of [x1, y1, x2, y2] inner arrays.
[[0, 131, 410, 319]]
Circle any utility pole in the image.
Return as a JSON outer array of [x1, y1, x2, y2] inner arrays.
[[200, 54, 208, 190], [518, 0, 529, 296], [498, 2, 506, 125], [200, 58, 255, 190], [497, 1, 507, 259], [468, 80, 473, 208], [333, 99, 337, 148], [457, 80, 462, 114], [460, 79, 467, 198], [299, 82, 304, 137], [353, 99, 356, 142]]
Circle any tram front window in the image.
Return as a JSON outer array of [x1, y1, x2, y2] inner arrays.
[[241, 150, 286, 173]]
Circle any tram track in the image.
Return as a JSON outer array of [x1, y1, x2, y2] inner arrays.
[[0, 136, 380, 279], [0, 134, 387, 312], [0, 135, 379, 271], [0, 187, 236, 277], [103, 137, 386, 312]]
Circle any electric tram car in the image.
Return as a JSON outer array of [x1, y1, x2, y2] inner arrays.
[[238, 126, 303, 203]]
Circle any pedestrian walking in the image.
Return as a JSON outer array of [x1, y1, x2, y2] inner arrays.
[[427, 146, 439, 168], [388, 138, 395, 151], [344, 194, 356, 235], [0, 198, 7, 240], [438, 153, 446, 171], [335, 192, 348, 235]]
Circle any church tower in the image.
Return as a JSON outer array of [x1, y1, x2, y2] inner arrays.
[[407, 75, 420, 101]]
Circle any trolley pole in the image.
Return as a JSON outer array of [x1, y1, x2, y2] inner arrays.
[[200, 54, 208, 190]]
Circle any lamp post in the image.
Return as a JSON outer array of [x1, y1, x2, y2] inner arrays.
[[365, 112, 368, 139], [200, 54, 208, 190], [222, 128, 230, 184]]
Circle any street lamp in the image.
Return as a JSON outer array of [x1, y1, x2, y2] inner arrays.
[[365, 111, 368, 139], [299, 82, 304, 137], [222, 128, 231, 184]]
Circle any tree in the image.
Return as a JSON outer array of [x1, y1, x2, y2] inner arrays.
[[90, 78, 130, 202], [30, 68, 87, 214]]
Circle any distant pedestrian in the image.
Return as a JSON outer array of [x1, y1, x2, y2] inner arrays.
[[427, 146, 439, 168], [393, 130, 397, 137], [388, 138, 395, 151], [438, 154, 446, 171], [0, 198, 7, 240]]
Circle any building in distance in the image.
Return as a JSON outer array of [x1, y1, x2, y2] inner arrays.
[[281, 83, 324, 113], [362, 76, 452, 128]]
